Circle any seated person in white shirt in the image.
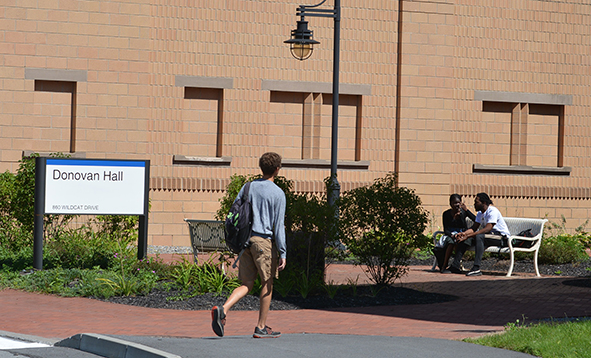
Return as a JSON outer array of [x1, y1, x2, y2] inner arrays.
[[448, 192, 511, 277]]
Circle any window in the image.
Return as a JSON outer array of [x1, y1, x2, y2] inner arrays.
[[473, 91, 570, 175]]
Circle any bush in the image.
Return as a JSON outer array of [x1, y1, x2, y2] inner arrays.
[[539, 234, 588, 265], [339, 172, 430, 285], [284, 177, 339, 283], [538, 215, 590, 265], [0, 153, 80, 250], [215, 174, 259, 221]]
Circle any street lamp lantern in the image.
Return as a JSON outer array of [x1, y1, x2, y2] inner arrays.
[[285, 20, 320, 60], [285, 0, 341, 208]]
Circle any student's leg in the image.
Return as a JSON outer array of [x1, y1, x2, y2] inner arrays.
[[443, 244, 455, 271], [212, 244, 259, 337], [472, 233, 485, 270], [450, 242, 468, 269], [223, 245, 257, 313], [257, 277, 273, 329], [249, 236, 278, 331], [223, 281, 253, 313]]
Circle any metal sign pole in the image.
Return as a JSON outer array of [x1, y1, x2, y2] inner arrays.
[[137, 160, 150, 260], [33, 157, 46, 270]]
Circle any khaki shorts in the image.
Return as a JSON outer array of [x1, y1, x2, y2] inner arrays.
[[238, 236, 278, 283]]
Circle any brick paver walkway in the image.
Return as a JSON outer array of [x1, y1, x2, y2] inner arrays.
[[0, 260, 589, 341]]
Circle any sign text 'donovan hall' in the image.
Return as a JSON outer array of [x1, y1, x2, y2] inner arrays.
[[44, 159, 147, 215]]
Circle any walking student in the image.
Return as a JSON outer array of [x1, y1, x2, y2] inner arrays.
[[211, 152, 287, 338]]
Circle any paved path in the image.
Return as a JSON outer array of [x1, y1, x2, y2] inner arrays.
[[0, 262, 589, 342]]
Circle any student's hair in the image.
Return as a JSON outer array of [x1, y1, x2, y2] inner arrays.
[[449, 193, 462, 203], [259, 152, 282, 175], [476, 192, 493, 205]]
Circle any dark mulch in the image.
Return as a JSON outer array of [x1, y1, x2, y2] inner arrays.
[[105, 285, 458, 311], [102, 257, 591, 311], [440, 256, 591, 277]]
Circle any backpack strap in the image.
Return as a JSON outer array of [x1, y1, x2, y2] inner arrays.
[[232, 181, 251, 269], [243, 181, 251, 201], [232, 249, 244, 269]]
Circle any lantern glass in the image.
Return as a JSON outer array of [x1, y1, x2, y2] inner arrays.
[[290, 43, 312, 60]]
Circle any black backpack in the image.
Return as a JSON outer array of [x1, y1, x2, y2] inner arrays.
[[512, 228, 536, 248], [224, 182, 253, 254]]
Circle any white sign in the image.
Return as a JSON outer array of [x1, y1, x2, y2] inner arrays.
[[44, 159, 147, 215]]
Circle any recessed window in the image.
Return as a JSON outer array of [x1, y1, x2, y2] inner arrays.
[[474, 91, 570, 175], [269, 91, 362, 162]]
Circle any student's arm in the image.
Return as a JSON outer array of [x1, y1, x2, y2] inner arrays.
[[456, 223, 494, 242], [442, 211, 454, 236], [273, 191, 287, 261], [465, 209, 476, 222], [460, 202, 477, 222]]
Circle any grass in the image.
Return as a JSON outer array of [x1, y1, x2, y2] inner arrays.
[[464, 318, 591, 358]]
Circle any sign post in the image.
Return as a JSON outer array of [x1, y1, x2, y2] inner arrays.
[[33, 157, 150, 269]]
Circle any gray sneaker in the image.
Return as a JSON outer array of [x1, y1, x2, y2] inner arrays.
[[211, 306, 226, 337], [466, 269, 482, 276], [253, 326, 281, 338]]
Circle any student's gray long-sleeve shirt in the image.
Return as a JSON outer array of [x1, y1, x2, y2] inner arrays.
[[236, 178, 287, 259]]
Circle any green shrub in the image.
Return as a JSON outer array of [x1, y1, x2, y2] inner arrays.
[[0, 246, 35, 272], [284, 180, 339, 283], [0, 165, 31, 250], [215, 174, 259, 221], [339, 172, 430, 285], [539, 234, 588, 265]]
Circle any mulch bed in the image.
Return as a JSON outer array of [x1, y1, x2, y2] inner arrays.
[[101, 257, 591, 311]]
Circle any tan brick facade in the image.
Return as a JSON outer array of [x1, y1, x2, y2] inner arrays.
[[2, 0, 590, 247]]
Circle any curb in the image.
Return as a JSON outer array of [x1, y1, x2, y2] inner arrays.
[[56, 333, 181, 358], [0, 330, 59, 346]]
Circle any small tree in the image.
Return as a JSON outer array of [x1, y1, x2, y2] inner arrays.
[[339, 172, 430, 285]]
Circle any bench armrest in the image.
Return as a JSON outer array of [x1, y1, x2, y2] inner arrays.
[[432, 231, 445, 245]]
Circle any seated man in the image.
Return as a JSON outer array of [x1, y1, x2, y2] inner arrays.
[[434, 194, 476, 272], [448, 192, 510, 276]]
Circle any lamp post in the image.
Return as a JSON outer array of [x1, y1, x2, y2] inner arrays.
[[285, 0, 341, 208]]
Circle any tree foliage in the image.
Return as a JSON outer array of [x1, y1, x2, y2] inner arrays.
[[339, 172, 430, 285]]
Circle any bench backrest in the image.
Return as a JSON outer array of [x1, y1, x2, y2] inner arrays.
[[184, 219, 226, 252], [503, 217, 548, 238]]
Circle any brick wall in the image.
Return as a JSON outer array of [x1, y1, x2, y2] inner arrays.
[[2, 0, 590, 247]]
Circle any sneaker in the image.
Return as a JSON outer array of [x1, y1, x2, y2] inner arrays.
[[447, 266, 463, 274], [466, 269, 482, 276], [211, 306, 226, 337], [253, 326, 281, 338], [441, 269, 451, 274]]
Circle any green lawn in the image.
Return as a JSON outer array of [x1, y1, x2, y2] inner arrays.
[[464, 319, 591, 358]]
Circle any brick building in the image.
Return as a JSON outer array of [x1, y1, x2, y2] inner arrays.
[[1, 0, 590, 247]]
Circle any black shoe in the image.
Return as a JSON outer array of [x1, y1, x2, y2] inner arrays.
[[466, 269, 482, 276], [211, 306, 226, 337], [253, 326, 281, 338], [447, 266, 463, 274]]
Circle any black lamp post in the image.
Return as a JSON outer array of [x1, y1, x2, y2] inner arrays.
[[285, 0, 341, 207]]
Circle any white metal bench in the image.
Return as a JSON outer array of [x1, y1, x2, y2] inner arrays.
[[431, 217, 548, 277]]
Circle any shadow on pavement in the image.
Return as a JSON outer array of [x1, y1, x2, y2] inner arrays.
[[324, 276, 591, 327]]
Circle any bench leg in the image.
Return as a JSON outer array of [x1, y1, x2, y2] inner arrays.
[[430, 257, 438, 271], [534, 250, 540, 277], [506, 250, 515, 277]]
